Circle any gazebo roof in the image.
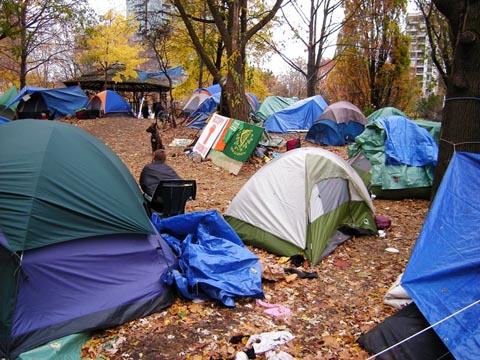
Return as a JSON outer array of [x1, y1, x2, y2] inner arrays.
[[63, 65, 174, 93]]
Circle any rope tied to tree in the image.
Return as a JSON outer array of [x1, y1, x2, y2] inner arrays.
[[444, 96, 480, 102], [440, 139, 480, 152]]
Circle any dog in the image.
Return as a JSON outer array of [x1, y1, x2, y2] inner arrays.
[[146, 121, 164, 153]]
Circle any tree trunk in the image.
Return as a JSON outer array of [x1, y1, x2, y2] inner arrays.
[[223, 57, 250, 121], [432, 0, 480, 196]]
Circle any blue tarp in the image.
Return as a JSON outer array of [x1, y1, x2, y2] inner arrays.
[[153, 210, 264, 307], [7, 86, 88, 119], [136, 66, 184, 81], [402, 152, 480, 359], [264, 95, 328, 133], [377, 116, 438, 166]]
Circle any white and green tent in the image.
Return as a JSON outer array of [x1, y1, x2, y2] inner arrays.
[[224, 147, 377, 265]]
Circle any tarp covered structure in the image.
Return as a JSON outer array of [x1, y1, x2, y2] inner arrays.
[[6, 86, 88, 120], [402, 152, 480, 359], [348, 115, 438, 199], [264, 95, 328, 133], [306, 100, 367, 146], [225, 147, 377, 265], [0, 120, 178, 359], [153, 210, 264, 307], [86, 90, 134, 118]]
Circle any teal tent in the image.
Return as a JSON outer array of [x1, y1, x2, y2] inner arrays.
[[252, 96, 299, 125], [0, 121, 153, 252], [367, 107, 406, 123], [0, 86, 18, 120]]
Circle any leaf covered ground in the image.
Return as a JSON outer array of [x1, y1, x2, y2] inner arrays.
[[69, 118, 430, 360]]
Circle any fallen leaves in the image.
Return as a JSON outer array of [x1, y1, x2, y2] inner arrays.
[[72, 118, 430, 360]]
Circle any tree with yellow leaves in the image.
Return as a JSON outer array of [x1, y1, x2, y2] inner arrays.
[[82, 10, 146, 89]]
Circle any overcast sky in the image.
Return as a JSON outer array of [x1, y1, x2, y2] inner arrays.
[[88, 0, 126, 15]]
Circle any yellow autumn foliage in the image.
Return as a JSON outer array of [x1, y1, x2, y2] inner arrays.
[[82, 10, 146, 82]]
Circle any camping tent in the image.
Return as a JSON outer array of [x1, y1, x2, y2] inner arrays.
[[6, 86, 88, 120], [224, 147, 377, 265], [306, 101, 367, 146], [401, 152, 480, 359], [263, 95, 328, 133], [0, 120, 178, 359], [86, 90, 134, 118], [347, 115, 438, 199], [186, 92, 258, 130], [186, 92, 222, 129], [0, 86, 18, 120], [181, 84, 221, 117], [252, 96, 299, 125], [367, 106, 406, 123]]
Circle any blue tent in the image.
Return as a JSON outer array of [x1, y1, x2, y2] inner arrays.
[[186, 92, 221, 129], [86, 90, 134, 118], [306, 101, 367, 146], [186, 92, 258, 129], [264, 95, 328, 133], [182, 84, 222, 117], [402, 152, 480, 359], [7, 86, 89, 120]]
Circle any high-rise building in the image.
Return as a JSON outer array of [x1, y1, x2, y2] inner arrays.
[[126, 0, 172, 72], [126, 0, 171, 37], [406, 12, 440, 97]]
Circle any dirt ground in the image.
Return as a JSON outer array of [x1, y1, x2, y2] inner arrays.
[[69, 117, 430, 360]]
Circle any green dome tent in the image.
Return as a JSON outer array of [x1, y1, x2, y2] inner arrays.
[[224, 147, 377, 265]]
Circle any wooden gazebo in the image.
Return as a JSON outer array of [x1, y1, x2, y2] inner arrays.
[[63, 65, 174, 114]]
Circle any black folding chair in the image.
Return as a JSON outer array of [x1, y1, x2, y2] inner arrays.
[[146, 180, 197, 218]]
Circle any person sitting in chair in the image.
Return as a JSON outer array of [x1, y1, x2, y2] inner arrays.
[[139, 149, 182, 201]]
